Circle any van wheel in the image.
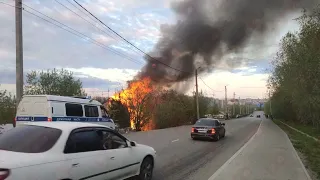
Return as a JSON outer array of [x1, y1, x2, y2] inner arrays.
[[138, 156, 153, 180]]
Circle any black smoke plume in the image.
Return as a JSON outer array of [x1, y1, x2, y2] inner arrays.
[[137, 0, 317, 86]]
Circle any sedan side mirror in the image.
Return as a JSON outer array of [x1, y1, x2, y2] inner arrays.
[[222, 123, 225, 126], [130, 141, 136, 147]]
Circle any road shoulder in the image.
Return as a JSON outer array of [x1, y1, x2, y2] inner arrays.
[[209, 118, 311, 180], [273, 119, 320, 180]]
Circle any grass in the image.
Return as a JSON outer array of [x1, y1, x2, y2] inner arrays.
[[280, 120, 320, 140], [273, 119, 320, 180]]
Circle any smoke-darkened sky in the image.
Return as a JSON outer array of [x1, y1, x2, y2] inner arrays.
[[139, 0, 317, 85], [0, 0, 311, 98]]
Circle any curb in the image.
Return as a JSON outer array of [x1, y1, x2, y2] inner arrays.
[[207, 119, 263, 180], [284, 132, 312, 180]]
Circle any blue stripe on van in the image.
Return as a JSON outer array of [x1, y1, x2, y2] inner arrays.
[[16, 116, 47, 121], [16, 116, 113, 123], [52, 117, 113, 122]]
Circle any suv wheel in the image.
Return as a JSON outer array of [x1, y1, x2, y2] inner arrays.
[[214, 134, 220, 141]]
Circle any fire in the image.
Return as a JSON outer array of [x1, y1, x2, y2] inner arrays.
[[112, 77, 156, 131]]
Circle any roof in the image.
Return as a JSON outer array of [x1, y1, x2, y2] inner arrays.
[[22, 95, 101, 105], [199, 118, 219, 121], [20, 121, 109, 131]]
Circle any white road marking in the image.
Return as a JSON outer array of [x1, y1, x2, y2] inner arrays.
[[171, 139, 179, 143]]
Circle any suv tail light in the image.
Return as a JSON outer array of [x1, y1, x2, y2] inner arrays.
[[0, 169, 10, 180], [191, 127, 195, 133], [211, 128, 216, 134]]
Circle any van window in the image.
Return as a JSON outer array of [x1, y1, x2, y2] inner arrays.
[[84, 105, 99, 117], [65, 103, 83, 117]]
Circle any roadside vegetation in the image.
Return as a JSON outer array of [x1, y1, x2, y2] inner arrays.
[[24, 68, 86, 96], [266, 6, 320, 128], [266, 5, 320, 179], [0, 88, 16, 125]]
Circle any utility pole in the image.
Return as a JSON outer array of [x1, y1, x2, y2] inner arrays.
[[233, 92, 235, 116], [195, 69, 200, 119], [15, 0, 23, 127], [224, 86, 228, 119]]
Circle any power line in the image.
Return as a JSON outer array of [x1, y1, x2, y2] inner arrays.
[[72, 0, 191, 74], [65, 0, 99, 23], [20, 3, 144, 65], [64, 0, 125, 43], [199, 77, 223, 92], [239, 87, 266, 88], [0, 1, 14, 8], [0, 2, 142, 65], [54, 0, 142, 56]]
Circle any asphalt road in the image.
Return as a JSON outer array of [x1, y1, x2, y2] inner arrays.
[[124, 112, 263, 180]]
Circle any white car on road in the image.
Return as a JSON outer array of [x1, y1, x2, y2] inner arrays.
[[0, 122, 156, 180]]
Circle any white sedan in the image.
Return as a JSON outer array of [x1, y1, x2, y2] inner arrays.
[[0, 122, 156, 180]]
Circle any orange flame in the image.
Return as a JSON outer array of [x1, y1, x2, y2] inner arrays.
[[112, 77, 155, 131]]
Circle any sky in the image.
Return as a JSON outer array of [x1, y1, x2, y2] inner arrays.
[[0, 0, 301, 99]]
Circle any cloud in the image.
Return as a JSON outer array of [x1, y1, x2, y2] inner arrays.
[[0, 0, 177, 76], [0, 84, 15, 95], [0, 69, 16, 84], [0, 68, 124, 95], [66, 67, 139, 84], [192, 70, 269, 99], [79, 76, 119, 90], [0, 0, 301, 97]]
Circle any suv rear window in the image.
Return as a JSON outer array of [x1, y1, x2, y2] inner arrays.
[[0, 125, 62, 153]]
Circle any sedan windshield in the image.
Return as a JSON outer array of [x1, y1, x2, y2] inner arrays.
[[195, 119, 216, 126], [0, 125, 62, 153]]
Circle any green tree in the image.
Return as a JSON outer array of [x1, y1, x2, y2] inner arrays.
[[24, 68, 86, 96], [107, 99, 130, 128], [93, 96, 108, 104], [196, 92, 211, 119], [268, 6, 320, 128], [207, 102, 220, 115], [154, 90, 194, 129], [0, 88, 16, 125]]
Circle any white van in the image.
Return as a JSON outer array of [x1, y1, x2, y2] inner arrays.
[[15, 95, 116, 130]]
